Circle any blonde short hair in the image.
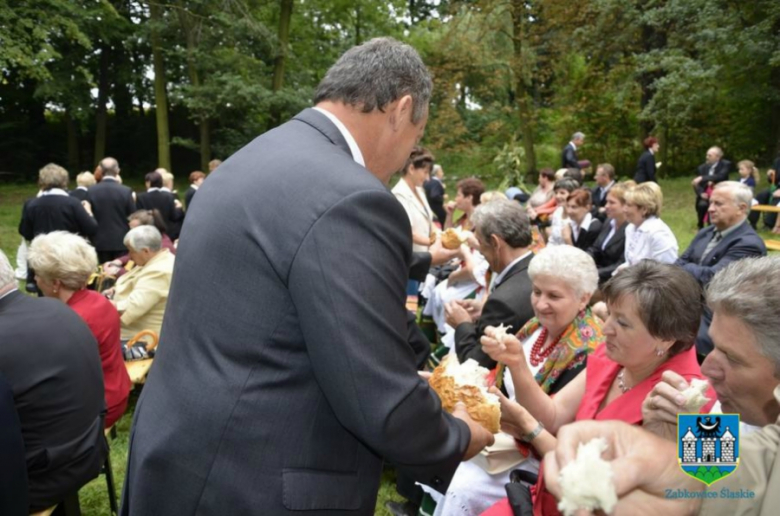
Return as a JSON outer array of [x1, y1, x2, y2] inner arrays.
[[480, 190, 505, 204], [625, 182, 663, 217], [38, 163, 69, 190], [76, 171, 96, 187], [161, 171, 175, 190], [28, 231, 98, 291]]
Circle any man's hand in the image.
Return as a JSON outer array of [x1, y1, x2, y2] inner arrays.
[[455, 299, 483, 322], [444, 300, 471, 329], [82, 200, 93, 216], [452, 402, 495, 460], [545, 420, 703, 516], [642, 371, 692, 442], [692, 176, 703, 186], [428, 237, 460, 266]]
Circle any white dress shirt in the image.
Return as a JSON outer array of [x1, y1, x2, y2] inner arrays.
[[569, 212, 594, 243], [313, 107, 365, 167], [623, 216, 679, 266]]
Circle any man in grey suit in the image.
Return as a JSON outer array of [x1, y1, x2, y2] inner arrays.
[[121, 38, 493, 515]]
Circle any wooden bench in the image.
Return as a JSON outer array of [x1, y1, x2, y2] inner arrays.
[[751, 204, 780, 213], [30, 507, 57, 516], [764, 239, 780, 252], [125, 358, 154, 384]]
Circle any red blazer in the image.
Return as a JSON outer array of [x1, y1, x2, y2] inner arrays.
[[68, 289, 131, 428]]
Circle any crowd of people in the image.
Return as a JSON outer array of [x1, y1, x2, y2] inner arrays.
[[2, 36, 780, 516]]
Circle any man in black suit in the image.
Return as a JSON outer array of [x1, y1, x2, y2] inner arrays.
[[587, 182, 628, 284], [443, 200, 534, 369], [121, 38, 493, 516], [136, 171, 183, 237], [87, 157, 136, 263], [591, 163, 615, 221], [675, 181, 766, 358], [561, 131, 584, 169], [0, 251, 107, 513], [424, 164, 447, 224], [692, 146, 731, 229]]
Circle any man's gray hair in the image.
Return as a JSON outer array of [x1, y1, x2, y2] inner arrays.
[[471, 199, 532, 249], [0, 250, 14, 291], [572, 132, 585, 141], [528, 245, 598, 297], [707, 256, 780, 376], [124, 225, 162, 252], [313, 37, 432, 124], [714, 181, 753, 208], [100, 157, 120, 177]]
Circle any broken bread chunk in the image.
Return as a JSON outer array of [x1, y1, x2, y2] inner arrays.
[[682, 378, 710, 412], [428, 355, 501, 433], [558, 437, 618, 516]]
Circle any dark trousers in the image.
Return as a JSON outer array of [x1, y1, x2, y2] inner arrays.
[[695, 197, 710, 229], [748, 190, 779, 229]]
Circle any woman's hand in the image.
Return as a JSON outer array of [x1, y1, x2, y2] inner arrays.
[[642, 370, 693, 442], [481, 326, 527, 369], [490, 387, 537, 440]]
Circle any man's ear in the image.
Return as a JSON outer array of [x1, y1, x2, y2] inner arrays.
[[390, 95, 414, 130], [490, 234, 501, 249]]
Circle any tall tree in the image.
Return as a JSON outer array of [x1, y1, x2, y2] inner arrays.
[[149, 0, 171, 172]]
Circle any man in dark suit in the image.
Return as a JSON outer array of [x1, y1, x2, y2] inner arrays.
[[0, 251, 107, 513], [87, 157, 136, 263], [444, 200, 535, 370], [591, 163, 615, 221], [121, 38, 492, 516], [561, 131, 584, 169], [424, 164, 447, 224], [692, 146, 731, 229], [675, 181, 766, 358], [587, 182, 628, 284], [136, 171, 183, 237]]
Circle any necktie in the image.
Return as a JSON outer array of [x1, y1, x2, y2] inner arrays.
[[700, 231, 722, 264]]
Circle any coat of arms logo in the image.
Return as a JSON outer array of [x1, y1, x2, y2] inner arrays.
[[678, 413, 740, 485]]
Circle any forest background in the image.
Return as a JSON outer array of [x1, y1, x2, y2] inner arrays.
[[2, 0, 780, 186]]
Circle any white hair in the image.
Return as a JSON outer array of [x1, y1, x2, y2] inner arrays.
[[0, 250, 14, 290], [714, 181, 753, 207], [528, 245, 599, 297], [28, 231, 97, 290], [124, 225, 162, 252]]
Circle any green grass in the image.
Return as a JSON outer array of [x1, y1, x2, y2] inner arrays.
[[1, 176, 776, 514]]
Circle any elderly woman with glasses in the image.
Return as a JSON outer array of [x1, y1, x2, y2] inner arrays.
[[479, 260, 715, 516], [27, 231, 131, 428]]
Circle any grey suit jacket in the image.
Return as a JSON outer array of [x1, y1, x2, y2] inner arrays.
[[121, 109, 469, 515]]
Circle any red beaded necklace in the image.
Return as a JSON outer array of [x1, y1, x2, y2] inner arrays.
[[529, 328, 562, 367]]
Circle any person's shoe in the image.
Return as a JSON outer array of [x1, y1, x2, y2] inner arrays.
[[384, 500, 419, 516]]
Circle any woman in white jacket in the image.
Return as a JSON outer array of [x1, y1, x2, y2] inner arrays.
[[618, 182, 678, 272]]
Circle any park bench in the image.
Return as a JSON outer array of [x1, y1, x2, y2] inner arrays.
[[750, 205, 780, 251]]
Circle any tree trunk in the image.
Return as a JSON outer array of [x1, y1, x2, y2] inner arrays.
[[66, 110, 80, 173], [355, 6, 361, 46], [510, 0, 537, 177], [150, 0, 171, 172], [93, 44, 110, 165], [768, 65, 780, 162], [272, 0, 293, 92]]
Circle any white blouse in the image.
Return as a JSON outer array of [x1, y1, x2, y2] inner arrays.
[[623, 216, 679, 266], [392, 177, 434, 252]]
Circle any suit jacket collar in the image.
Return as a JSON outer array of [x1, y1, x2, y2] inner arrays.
[[495, 251, 532, 287], [293, 108, 353, 161], [701, 220, 751, 262], [0, 289, 22, 312]]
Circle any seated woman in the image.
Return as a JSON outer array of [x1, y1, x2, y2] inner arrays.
[[423, 178, 488, 334], [27, 231, 131, 428], [480, 260, 715, 516], [526, 168, 556, 208], [103, 209, 176, 279], [536, 178, 579, 246], [108, 225, 175, 340], [618, 182, 678, 271], [430, 246, 603, 516], [563, 188, 602, 250], [586, 182, 630, 284]]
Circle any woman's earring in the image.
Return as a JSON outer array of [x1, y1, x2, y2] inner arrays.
[[656, 348, 665, 357]]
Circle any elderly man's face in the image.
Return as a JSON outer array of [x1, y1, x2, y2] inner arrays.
[[702, 312, 780, 426], [707, 189, 745, 231], [706, 148, 721, 165]]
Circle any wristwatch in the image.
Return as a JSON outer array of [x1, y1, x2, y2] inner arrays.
[[521, 421, 545, 443]]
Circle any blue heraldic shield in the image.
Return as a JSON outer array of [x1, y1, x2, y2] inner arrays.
[[678, 413, 740, 485]]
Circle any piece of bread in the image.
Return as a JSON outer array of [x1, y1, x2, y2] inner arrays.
[[682, 378, 710, 412], [558, 437, 618, 516], [441, 228, 465, 249], [428, 355, 501, 433]]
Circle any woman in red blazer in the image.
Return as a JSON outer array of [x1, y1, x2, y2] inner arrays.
[[28, 231, 131, 428]]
